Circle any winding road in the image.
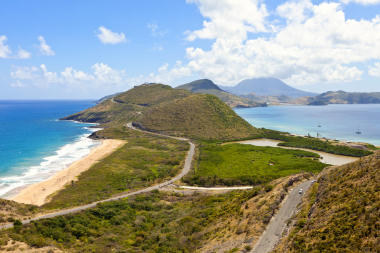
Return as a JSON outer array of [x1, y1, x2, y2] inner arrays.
[[251, 179, 314, 253], [0, 123, 195, 230], [0, 123, 323, 253]]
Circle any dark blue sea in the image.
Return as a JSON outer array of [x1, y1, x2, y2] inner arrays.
[[0, 100, 100, 197], [235, 104, 380, 146]]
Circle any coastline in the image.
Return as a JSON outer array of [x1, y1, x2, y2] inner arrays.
[[10, 139, 126, 206], [237, 139, 358, 166]]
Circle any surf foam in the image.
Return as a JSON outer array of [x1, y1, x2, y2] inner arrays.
[[0, 126, 101, 198]]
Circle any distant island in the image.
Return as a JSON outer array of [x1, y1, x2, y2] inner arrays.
[[306, 90, 380, 105], [220, 77, 316, 98], [176, 79, 266, 108]]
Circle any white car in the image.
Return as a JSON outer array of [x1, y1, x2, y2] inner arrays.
[[298, 188, 303, 194]]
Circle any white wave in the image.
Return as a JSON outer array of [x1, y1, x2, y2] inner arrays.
[[0, 126, 101, 198]]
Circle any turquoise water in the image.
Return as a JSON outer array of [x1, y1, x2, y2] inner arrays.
[[235, 104, 380, 146], [0, 100, 99, 197]]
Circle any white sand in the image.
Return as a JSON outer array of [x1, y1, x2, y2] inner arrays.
[[11, 139, 126, 206]]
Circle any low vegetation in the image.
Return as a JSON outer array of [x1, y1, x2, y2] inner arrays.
[[262, 129, 372, 157], [1, 175, 309, 253], [0, 199, 37, 225], [43, 126, 188, 210], [274, 151, 380, 253], [183, 143, 325, 186]]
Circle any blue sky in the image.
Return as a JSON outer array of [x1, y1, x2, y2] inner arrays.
[[1, 0, 380, 99]]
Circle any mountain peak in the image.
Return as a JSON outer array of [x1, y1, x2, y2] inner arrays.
[[221, 77, 316, 98], [176, 79, 222, 92]]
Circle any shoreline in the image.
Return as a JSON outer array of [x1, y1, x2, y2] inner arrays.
[[237, 139, 358, 166], [10, 139, 126, 206]]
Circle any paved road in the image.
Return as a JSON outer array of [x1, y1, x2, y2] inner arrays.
[[0, 123, 195, 230], [251, 180, 314, 253], [178, 185, 253, 190]]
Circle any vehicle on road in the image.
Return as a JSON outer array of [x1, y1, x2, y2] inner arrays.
[[299, 188, 303, 194]]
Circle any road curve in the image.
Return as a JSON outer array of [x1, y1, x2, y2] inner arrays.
[[0, 123, 195, 230], [251, 180, 314, 253]]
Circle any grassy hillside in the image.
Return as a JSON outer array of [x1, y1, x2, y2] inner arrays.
[[43, 126, 188, 210], [177, 79, 266, 108], [1, 175, 309, 253], [63, 84, 260, 140], [138, 94, 260, 140], [274, 151, 380, 252], [62, 84, 191, 125], [114, 84, 190, 105], [183, 143, 325, 186]]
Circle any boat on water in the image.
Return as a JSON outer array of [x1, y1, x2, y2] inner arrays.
[[355, 129, 362, 135]]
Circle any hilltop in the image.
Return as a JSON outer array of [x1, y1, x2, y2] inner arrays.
[[138, 94, 260, 140], [274, 151, 380, 252], [307, 90, 380, 105], [63, 83, 260, 140], [176, 79, 266, 108], [221, 78, 316, 98]]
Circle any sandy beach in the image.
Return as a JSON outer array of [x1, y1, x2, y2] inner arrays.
[[238, 139, 358, 166], [11, 139, 126, 206]]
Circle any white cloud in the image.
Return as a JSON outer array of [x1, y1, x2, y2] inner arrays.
[[158, 0, 380, 86], [61, 67, 94, 84], [97, 26, 126, 44], [0, 35, 31, 59], [10, 80, 26, 88], [341, 0, 380, 5], [185, 0, 269, 42], [92, 62, 125, 84], [38, 36, 55, 56], [10, 63, 127, 88], [17, 48, 31, 59], [368, 62, 380, 77], [0, 35, 12, 58], [147, 22, 167, 37], [147, 62, 192, 84], [10, 66, 39, 80]]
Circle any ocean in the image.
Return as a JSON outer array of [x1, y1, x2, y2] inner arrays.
[[235, 104, 380, 146], [0, 100, 100, 197]]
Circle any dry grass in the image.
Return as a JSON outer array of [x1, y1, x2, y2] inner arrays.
[[274, 151, 380, 253]]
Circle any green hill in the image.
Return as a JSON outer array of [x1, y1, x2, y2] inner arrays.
[[176, 79, 266, 108], [63, 84, 260, 140], [62, 84, 190, 124], [138, 94, 260, 140], [274, 151, 380, 252]]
